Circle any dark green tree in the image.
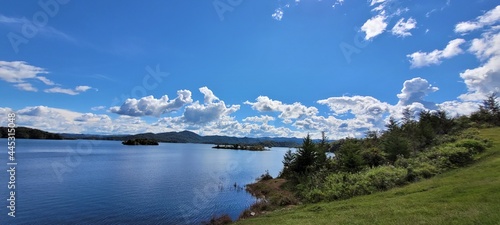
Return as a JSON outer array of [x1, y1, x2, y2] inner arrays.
[[471, 93, 500, 126], [280, 149, 296, 178], [280, 134, 322, 181], [483, 93, 500, 115], [386, 117, 400, 132], [335, 140, 364, 173], [361, 147, 386, 167], [293, 134, 320, 174]]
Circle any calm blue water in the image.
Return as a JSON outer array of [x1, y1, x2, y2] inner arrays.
[[0, 139, 291, 225]]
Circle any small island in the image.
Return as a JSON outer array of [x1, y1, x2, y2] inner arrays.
[[212, 144, 269, 151], [122, 138, 159, 145]]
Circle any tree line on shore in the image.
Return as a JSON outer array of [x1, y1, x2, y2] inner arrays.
[[0, 127, 63, 139]]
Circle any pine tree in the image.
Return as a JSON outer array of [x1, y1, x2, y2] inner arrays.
[[293, 134, 319, 175]]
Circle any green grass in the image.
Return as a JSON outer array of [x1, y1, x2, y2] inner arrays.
[[235, 128, 500, 225]]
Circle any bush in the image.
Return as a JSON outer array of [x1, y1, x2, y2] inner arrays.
[[412, 162, 440, 180], [394, 155, 410, 168], [455, 139, 487, 154], [396, 156, 440, 181], [303, 166, 407, 202], [364, 166, 407, 190], [321, 172, 365, 201], [426, 146, 473, 169], [459, 128, 481, 139], [303, 189, 327, 203], [433, 134, 458, 146]]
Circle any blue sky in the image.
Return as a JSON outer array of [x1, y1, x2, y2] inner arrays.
[[1, 0, 499, 139]]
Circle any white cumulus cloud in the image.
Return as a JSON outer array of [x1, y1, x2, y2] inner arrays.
[[397, 77, 439, 109], [438, 101, 479, 117], [317, 96, 391, 117], [182, 87, 239, 124], [242, 115, 275, 123], [110, 90, 193, 117], [361, 15, 388, 40], [459, 30, 500, 101], [407, 38, 466, 68], [245, 96, 318, 123]]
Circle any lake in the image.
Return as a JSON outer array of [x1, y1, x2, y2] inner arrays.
[[0, 139, 293, 225]]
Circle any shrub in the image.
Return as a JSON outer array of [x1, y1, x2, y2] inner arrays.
[[459, 128, 481, 140], [396, 156, 440, 181], [426, 146, 473, 169], [455, 139, 487, 154], [394, 155, 410, 168], [306, 166, 407, 202], [433, 134, 458, 146], [364, 166, 407, 190], [303, 189, 326, 203], [411, 161, 440, 179], [321, 172, 364, 201]]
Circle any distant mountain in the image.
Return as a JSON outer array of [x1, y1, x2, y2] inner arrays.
[[1, 126, 302, 147], [0, 127, 63, 139], [118, 131, 302, 147], [130, 131, 204, 143], [60, 130, 302, 147], [58, 133, 128, 140]]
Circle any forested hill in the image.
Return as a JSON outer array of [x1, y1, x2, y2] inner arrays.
[[0, 127, 63, 139], [0, 126, 301, 147], [64, 130, 302, 147]]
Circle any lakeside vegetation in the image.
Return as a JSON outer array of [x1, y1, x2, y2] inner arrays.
[[211, 94, 500, 224], [234, 127, 500, 225]]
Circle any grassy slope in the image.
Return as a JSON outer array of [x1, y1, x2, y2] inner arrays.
[[235, 128, 500, 225]]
